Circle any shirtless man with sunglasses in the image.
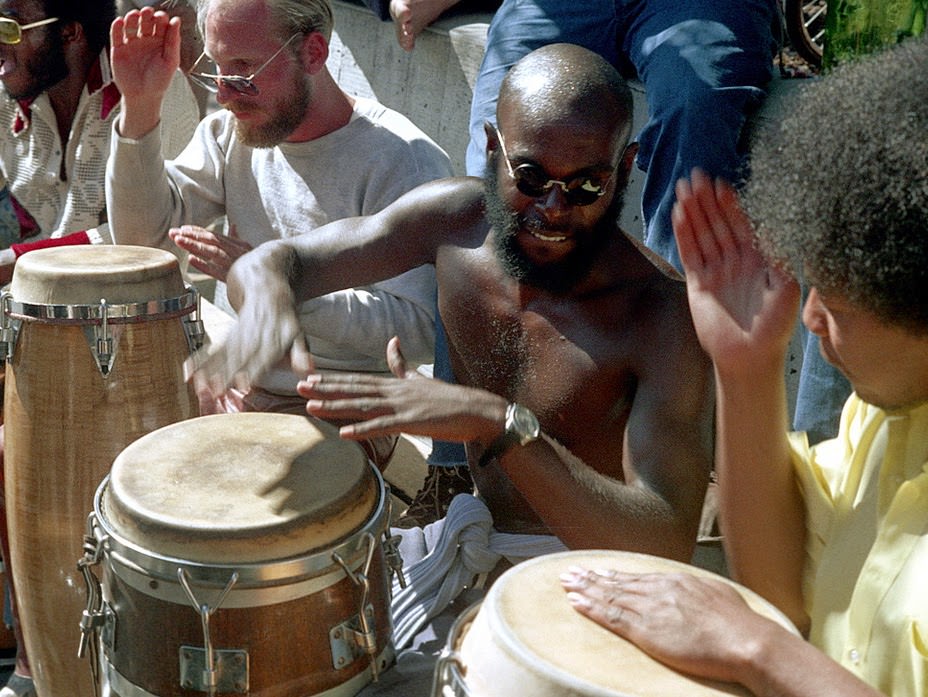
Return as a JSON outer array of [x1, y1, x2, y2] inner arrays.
[[194, 41, 713, 586]]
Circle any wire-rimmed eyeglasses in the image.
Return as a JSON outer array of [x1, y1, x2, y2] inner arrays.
[[495, 126, 614, 207], [0, 16, 59, 45], [188, 33, 302, 97]]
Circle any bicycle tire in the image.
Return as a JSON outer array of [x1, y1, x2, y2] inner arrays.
[[784, 0, 826, 67]]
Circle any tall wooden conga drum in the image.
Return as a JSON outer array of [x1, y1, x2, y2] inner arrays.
[[2, 246, 200, 697]]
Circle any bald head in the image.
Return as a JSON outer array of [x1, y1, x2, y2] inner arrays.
[[498, 44, 634, 146]]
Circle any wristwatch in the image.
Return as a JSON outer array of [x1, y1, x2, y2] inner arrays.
[[478, 403, 540, 467]]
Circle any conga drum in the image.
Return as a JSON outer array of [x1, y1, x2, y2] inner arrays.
[[82, 412, 396, 697], [2, 245, 200, 697], [432, 550, 800, 697]]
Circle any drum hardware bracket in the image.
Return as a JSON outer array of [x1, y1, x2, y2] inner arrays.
[[90, 299, 118, 376], [78, 512, 114, 697], [179, 647, 249, 694], [177, 568, 245, 696], [183, 285, 206, 353], [329, 604, 377, 670], [0, 292, 19, 362], [384, 532, 406, 589], [333, 532, 381, 681], [77, 512, 109, 660]]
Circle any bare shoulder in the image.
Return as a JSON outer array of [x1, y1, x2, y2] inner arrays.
[[374, 176, 487, 248]]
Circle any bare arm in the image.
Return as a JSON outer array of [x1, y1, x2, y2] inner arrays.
[[673, 170, 808, 628], [561, 568, 884, 697], [190, 178, 482, 394], [300, 316, 713, 561]]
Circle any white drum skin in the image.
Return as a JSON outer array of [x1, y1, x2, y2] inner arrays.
[[435, 550, 799, 697]]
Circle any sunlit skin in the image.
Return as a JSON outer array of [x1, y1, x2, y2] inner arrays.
[[110, 0, 356, 277], [803, 288, 928, 410], [0, 0, 64, 100], [486, 113, 628, 283]]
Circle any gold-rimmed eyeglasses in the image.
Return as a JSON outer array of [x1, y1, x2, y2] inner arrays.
[[0, 16, 59, 45], [188, 33, 302, 97]]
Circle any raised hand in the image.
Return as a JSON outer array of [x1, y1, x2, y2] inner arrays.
[[110, 8, 182, 138], [672, 169, 800, 377]]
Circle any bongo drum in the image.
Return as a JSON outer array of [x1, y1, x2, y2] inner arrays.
[[81, 412, 396, 697], [432, 550, 800, 697], [2, 245, 200, 697]]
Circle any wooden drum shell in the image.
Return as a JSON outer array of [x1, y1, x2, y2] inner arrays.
[[90, 413, 396, 697], [3, 246, 198, 697]]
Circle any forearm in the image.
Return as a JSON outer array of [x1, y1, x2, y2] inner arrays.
[[106, 126, 179, 251], [498, 436, 700, 560], [737, 619, 883, 697], [714, 361, 808, 629], [298, 271, 436, 368]]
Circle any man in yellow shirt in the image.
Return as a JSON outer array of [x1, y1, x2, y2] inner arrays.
[[561, 36, 928, 697]]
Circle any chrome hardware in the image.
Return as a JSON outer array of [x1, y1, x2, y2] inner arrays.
[[384, 532, 406, 589], [183, 286, 206, 352], [177, 569, 246, 695], [0, 292, 19, 361], [333, 532, 381, 681], [93, 299, 116, 375]]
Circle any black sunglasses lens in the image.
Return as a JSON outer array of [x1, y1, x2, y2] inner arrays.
[[512, 166, 548, 198], [564, 185, 603, 206]]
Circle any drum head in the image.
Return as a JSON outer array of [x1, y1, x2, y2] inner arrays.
[[103, 413, 377, 564], [10, 245, 185, 305], [459, 550, 799, 697]]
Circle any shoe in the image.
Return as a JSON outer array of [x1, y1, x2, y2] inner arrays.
[[0, 674, 36, 697], [394, 465, 474, 529]]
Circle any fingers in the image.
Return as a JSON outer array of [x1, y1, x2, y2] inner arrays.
[[289, 335, 314, 376], [386, 336, 412, 378], [112, 8, 178, 46], [170, 226, 254, 282], [561, 567, 639, 631]]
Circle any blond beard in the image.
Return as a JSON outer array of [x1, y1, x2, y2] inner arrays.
[[232, 77, 311, 148]]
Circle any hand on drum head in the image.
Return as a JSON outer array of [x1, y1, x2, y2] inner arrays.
[[298, 336, 508, 443], [170, 224, 254, 282], [560, 566, 781, 687]]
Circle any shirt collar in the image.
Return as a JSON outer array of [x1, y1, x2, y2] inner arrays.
[[12, 49, 121, 134]]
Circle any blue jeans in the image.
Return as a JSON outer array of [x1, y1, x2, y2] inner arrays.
[[793, 294, 852, 444], [426, 313, 467, 467], [465, 0, 778, 271]]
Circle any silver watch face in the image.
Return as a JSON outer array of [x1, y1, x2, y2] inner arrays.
[[508, 404, 540, 445]]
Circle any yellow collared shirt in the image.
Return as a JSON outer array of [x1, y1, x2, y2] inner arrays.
[[790, 395, 928, 696]]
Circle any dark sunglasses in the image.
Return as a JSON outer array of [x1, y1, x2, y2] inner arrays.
[[495, 127, 614, 207], [0, 16, 59, 45]]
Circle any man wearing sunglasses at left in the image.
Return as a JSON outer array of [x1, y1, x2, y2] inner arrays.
[[0, 0, 198, 283], [0, 3, 198, 696], [106, 0, 453, 426]]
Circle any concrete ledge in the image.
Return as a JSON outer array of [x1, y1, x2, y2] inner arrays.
[[328, 0, 492, 176]]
